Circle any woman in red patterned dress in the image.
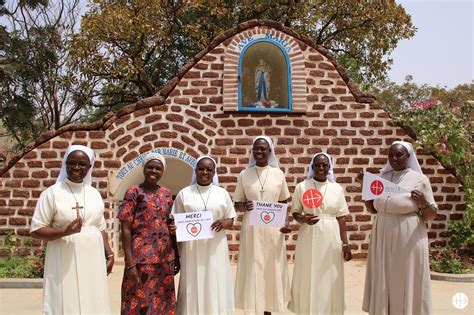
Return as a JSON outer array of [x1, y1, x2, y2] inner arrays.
[[117, 153, 179, 314]]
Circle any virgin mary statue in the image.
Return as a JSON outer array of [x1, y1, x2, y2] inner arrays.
[[255, 59, 270, 102]]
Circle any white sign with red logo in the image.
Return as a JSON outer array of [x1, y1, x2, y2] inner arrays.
[[302, 188, 324, 208], [173, 211, 214, 242], [362, 172, 409, 200], [249, 201, 287, 228]]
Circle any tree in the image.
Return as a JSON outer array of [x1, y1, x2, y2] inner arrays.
[[72, 0, 416, 113], [0, 0, 96, 150], [373, 78, 474, 262]]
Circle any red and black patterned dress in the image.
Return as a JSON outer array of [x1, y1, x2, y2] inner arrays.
[[117, 184, 176, 315]]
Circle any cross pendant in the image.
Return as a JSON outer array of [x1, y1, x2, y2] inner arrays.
[[72, 202, 83, 212], [260, 189, 265, 193]]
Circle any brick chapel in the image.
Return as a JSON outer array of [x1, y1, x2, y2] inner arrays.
[[0, 20, 465, 261]]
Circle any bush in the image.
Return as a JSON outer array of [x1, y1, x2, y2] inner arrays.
[[0, 232, 45, 278], [430, 248, 471, 274]]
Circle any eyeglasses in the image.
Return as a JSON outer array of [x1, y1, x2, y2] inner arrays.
[[66, 161, 90, 169], [313, 163, 329, 168]]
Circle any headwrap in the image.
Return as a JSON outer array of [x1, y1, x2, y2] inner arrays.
[[143, 152, 166, 170], [307, 152, 335, 182], [247, 136, 280, 168], [380, 140, 422, 174], [56, 145, 95, 185], [191, 156, 219, 186]]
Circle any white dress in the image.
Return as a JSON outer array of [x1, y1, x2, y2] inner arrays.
[[233, 165, 291, 314], [30, 179, 110, 315], [288, 179, 349, 314], [363, 169, 436, 314], [172, 184, 236, 315]]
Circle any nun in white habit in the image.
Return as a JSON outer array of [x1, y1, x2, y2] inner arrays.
[[288, 152, 351, 315], [30, 145, 112, 314], [172, 156, 236, 315], [233, 136, 291, 314], [361, 141, 438, 314]]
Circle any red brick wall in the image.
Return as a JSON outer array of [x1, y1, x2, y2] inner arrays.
[[0, 22, 465, 261]]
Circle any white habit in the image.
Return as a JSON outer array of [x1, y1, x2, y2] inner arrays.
[[288, 179, 349, 314], [233, 165, 291, 314], [172, 183, 236, 315], [30, 179, 110, 315]]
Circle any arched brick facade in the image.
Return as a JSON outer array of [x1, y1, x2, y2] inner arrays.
[[0, 20, 465, 261]]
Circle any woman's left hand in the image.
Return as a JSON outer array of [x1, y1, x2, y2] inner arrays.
[[279, 225, 292, 234], [168, 223, 177, 234], [410, 190, 429, 209], [342, 245, 352, 261], [174, 256, 181, 275], [211, 219, 232, 232], [106, 256, 114, 275]]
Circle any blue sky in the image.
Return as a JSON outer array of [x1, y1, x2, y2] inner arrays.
[[388, 0, 473, 88]]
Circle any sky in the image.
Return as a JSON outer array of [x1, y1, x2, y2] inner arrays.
[[388, 0, 473, 88]]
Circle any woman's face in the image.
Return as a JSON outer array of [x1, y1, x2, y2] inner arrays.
[[196, 158, 216, 186], [66, 150, 91, 183], [312, 154, 330, 182], [252, 139, 270, 165], [143, 160, 164, 185], [388, 144, 410, 171]]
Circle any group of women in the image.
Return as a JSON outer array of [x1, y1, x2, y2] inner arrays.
[[30, 136, 438, 315]]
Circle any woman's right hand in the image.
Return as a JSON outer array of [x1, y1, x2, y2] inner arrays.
[[245, 201, 254, 211], [304, 214, 319, 225], [294, 212, 319, 225], [63, 215, 82, 236], [125, 266, 140, 284], [356, 170, 364, 184]]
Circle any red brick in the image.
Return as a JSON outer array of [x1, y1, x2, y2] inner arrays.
[[245, 129, 263, 136], [203, 72, 219, 78], [175, 98, 190, 105], [52, 141, 70, 149], [91, 141, 107, 149], [203, 88, 219, 95], [313, 138, 329, 145], [134, 127, 151, 137], [323, 129, 337, 136], [322, 96, 337, 102], [41, 151, 57, 159], [284, 128, 301, 136], [221, 120, 235, 128], [104, 161, 121, 168], [349, 233, 366, 241], [238, 119, 254, 127], [92, 170, 108, 178], [117, 135, 132, 146], [264, 128, 281, 136], [184, 71, 200, 79], [188, 119, 205, 130], [31, 171, 48, 179], [123, 151, 139, 163], [310, 70, 325, 77], [209, 96, 223, 104], [192, 132, 207, 144], [152, 123, 169, 131], [90, 131, 105, 139], [109, 128, 125, 140], [134, 108, 150, 118], [44, 161, 62, 168], [210, 80, 223, 87], [13, 170, 29, 178], [9, 217, 27, 225], [26, 161, 42, 168], [369, 121, 383, 128], [23, 180, 40, 188]]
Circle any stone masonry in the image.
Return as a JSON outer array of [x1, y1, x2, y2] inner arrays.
[[0, 20, 465, 262]]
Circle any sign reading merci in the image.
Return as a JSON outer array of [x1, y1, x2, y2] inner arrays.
[[362, 172, 409, 201]]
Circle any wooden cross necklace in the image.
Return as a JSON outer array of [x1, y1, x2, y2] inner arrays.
[[66, 182, 85, 224], [255, 166, 269, 193]]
